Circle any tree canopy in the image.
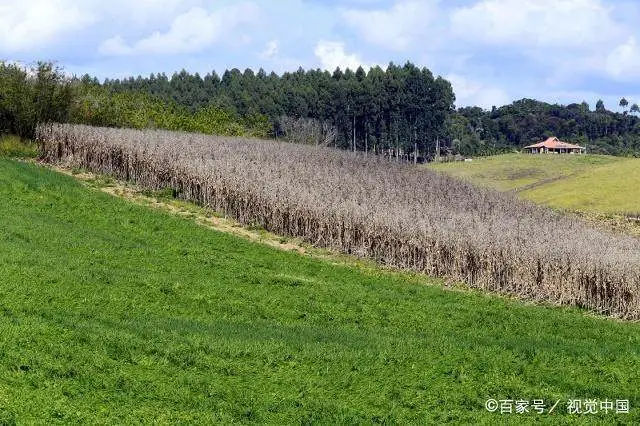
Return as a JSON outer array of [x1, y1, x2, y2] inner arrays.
[[451, 98, 640, 156], [3, 60, 640, 158], [101, 62, 456, 160]]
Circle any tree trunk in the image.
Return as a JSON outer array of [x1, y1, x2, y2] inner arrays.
[[353, 115, 357, 152], [395, 135, 399, 162], [413, 127, 417, 164], [365, 131, 368, 155]]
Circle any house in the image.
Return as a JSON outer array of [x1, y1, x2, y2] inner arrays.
[[524, 137, 585, 154]]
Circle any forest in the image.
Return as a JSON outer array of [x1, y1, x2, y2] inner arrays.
[[100, 63, 456, 161], [453, 99, 640, 156], [3, 60, 640, 158]]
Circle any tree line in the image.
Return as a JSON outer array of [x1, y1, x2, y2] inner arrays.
[[0, 62, 73, 140], [451, 99, 640, 156], [99, 65, 640, 157], [0, 61, 269, 141], [4, 60, 640, 158], [101, 63, 456, 161]]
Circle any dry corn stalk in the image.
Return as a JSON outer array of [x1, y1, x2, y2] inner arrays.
[[37, 123, 640, 319]]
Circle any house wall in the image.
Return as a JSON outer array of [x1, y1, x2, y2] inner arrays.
[[525, 146, 584, 154]]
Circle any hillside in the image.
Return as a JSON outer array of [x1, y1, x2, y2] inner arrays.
[[453, 99, 640, 156], [1, 158, 639, 423], [431, 154, 640, 216], [38, 124, 640, 319]]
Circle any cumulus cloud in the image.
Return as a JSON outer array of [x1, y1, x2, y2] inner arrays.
[[99, 3, 259, 56], [447, 74, 510, 109], [120, 0, 196, 24], [450, 0, 620, 49], [5, 0, 640, 110], [99, 36, 134, 56], [314, 41, 368, 71], [0, 0, 95, 52], [341, 0, 441, 51], [260, 40, 279, 60], [605, 37, 640, 81]]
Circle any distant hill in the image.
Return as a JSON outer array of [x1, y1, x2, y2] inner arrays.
[[451, 99, 640, 156]]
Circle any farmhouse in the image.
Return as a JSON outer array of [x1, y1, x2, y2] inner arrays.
[[524, 137, 585, 154]]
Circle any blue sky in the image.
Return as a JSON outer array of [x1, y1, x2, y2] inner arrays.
[[2, 0, 640, 110]]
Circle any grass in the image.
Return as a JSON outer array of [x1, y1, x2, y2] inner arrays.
[[0, 135, 38, 159], [0, 158, 639, 423], [522, 159, 640, 215], [431, 153, 640, 215]]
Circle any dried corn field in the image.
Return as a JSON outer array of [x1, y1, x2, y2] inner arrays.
[[37, 123, 640, 319]]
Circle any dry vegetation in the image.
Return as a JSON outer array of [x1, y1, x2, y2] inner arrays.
[[37, 124, 640, 319]]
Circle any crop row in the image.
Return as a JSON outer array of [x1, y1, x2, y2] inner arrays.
[[37, 123, 640, 319]]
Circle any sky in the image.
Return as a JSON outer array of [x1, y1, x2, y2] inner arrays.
[[2, 0, 640, 110]]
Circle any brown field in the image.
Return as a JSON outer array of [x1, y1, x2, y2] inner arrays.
[[37, 124, 640, 319]]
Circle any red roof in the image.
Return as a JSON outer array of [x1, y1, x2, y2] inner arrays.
[[525, 137, 584, 150]]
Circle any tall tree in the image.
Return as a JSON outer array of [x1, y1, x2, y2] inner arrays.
[[620, 97, 629, 113]]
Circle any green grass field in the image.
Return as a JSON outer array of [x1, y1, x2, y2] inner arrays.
[[1, 158, 639, 424], [431, 154, 640, 215], [0, 135, 38, 159]]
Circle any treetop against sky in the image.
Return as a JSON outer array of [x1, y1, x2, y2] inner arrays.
[[2, 0, 640, 111]]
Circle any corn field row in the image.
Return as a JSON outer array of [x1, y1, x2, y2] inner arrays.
[[37, 123, 640, 319]]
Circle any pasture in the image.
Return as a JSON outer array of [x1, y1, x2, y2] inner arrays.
[[0, 158, 639, 423], [430, 153, 640, 215], [0, 135, 38, 159]]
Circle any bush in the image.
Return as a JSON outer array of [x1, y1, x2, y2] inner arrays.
[[0, 62, 73, 139]]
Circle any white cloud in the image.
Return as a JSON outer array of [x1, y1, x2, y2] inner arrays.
[[93, 0, 198, 27], [119, 0, 195, 25], [605, 37, 640, 81], [314, 41, 368, 71], [342, 0, 441, 51], [0, 0, 212, 54], [99, 36, 135, 56], [5, 0, 640, 111], [0, 1, 95, 52], [447, 74, 510, 108], [451, 0, 620, 49], [260, 40, 279, 60], [99, 3, 259, 56]]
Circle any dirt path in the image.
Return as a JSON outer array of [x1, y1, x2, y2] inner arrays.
[[38, 163, 450, 292], [512, 173, 577, 193], [44, 163, 430, 283], [34, 161, 638, 318], [49, 164, 310, 254]]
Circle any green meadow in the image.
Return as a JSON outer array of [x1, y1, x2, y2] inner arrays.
[[0, 158, 639, 424], [431, 153, 640, 215], [0, 135, 38, 159]]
